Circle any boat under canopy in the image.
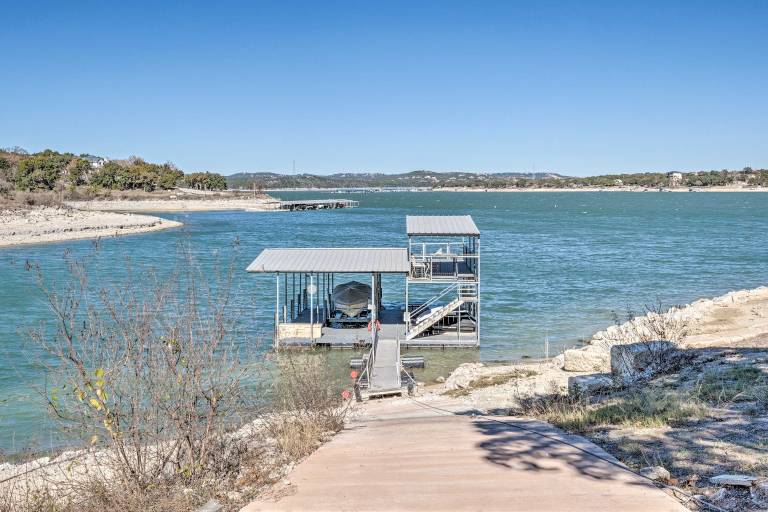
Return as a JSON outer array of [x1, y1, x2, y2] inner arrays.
[[332, 281, 371, 317]]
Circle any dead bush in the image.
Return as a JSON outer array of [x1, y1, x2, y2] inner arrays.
[[2, 246, 349, 511], [0, 179, 12, 197], [265, 353, 349, 461], [23, 244, 259, 500], [608, 300, 690, 345], [12, 191, 61, 207]]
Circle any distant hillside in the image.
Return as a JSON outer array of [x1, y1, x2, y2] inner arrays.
[[226, 168, 768, 190], [226, 170, 569, 190]]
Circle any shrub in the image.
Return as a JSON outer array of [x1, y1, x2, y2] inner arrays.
[[0, 179, 12, 197], [603, 300, 690, 347], [265, 353, 349, 460], [184, 171, 227, 191], [27, 247, 256, 493]]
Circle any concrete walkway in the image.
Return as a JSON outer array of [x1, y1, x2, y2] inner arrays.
[[242, 397, 687, 512]]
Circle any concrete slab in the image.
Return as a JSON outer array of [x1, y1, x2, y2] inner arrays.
[[242, 398, 687, 512]]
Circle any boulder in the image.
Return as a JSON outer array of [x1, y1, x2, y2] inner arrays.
[[709, 488, 728, 503], [444, 363, 485, 391], [639, 466, 671, 483], [551, 353, 565, 369], [196, 500, 223, 512], [563, 345, 610, 372], [610, 341, 681, 384], [709, 474, 762, 487], [568, 373, 614, 396]]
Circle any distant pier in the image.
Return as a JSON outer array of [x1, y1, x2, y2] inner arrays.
[[279, 199, 359, 211]]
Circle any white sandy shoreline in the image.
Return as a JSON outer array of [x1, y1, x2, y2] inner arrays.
[[0, 196, 282, 248], [66, 197, 281, 212], [0, 207, 183, 248]]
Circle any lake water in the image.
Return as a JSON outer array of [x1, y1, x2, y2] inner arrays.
[[1, 191, 767, 452]]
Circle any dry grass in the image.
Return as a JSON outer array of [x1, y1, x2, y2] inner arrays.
[[0, 191, 63, 208], [693, 366, 768, 405], [514, 388, 707, 432], [444, 369, 538, 397]]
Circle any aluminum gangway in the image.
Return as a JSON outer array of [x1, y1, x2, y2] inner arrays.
[[353, 274, 416, 399]]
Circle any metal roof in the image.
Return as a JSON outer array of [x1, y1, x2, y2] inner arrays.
[[246, 248, 409, 273], [406, 215, 480, 236]]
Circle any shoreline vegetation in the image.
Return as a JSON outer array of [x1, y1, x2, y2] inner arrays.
[[0, 147, 278, 248], [2, 284, 767, 511]]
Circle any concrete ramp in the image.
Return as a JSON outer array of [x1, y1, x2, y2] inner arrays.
[[242, 398, 687, 512]]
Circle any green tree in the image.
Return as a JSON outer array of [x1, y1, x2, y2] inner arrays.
[[156, 163, 183, 190], [15, 151, 71, 190], [67, 158, 91, 186], [90, 161, 122, 189], [184, 171, 227, 190]]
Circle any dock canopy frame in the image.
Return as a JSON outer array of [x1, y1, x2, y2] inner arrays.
[[246, 248, 410, 274], [406, 215, 480, 237]]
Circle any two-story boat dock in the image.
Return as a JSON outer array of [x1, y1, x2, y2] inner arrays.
[[246, 215, 480, 398]]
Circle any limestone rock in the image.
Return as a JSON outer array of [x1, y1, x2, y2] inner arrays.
[[709, 488, 728, 502], [435, 376, 445, 383], [610, 341, 681, 384], [639, 466, 671, 483], [196, 499, 223, 512], [568, 373, 614, 396], [563, 345, 610, 372], [444, 363, 485, 390], [709, 474, 761, 487]]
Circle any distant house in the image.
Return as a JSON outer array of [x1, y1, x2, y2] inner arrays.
[[667, 172, 683, 187], [81, 154, 109, 169], [614, 179, 623, 186]]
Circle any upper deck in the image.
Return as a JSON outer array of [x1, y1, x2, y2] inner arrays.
[[406, 216, 479, 282]]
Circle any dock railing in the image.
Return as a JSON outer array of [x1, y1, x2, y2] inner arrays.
[[409, 242, 478, 280]]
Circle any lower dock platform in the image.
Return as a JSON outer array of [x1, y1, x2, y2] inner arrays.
[[276, 307, 479, 349]]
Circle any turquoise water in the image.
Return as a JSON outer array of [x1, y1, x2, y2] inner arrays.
[[1, 191, 767, 452]]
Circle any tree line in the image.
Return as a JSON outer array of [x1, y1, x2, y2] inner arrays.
[[0, 148, 228, 193]]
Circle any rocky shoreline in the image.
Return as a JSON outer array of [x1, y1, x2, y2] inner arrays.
[[425, 286, 768, 405], [0, 206, 183, 248]]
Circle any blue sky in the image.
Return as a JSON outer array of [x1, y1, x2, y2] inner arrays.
[[1, 1, 766, 176]]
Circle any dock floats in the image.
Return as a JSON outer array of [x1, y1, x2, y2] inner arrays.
[[279, 199, 359, 211]]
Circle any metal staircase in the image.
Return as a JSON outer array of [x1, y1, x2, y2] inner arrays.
[[405, 283, 477, 340]]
